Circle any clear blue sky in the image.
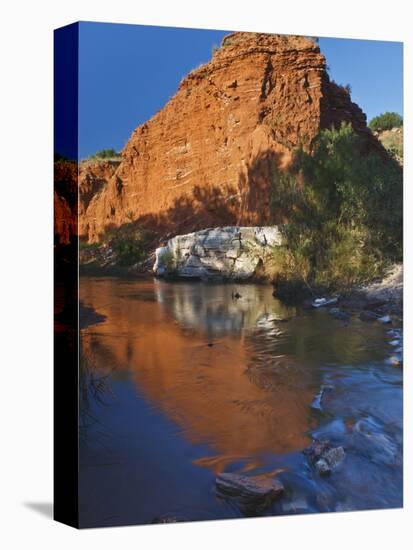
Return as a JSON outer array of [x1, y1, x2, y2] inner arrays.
[[78, 22, 403, 159]]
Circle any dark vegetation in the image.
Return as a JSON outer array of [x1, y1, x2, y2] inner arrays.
[[369, 112, 403, 132], [80, 221, 156, 269], [105, 225, 154, 266], [270, 122, 402, 291], [54, 152, 72, 162]]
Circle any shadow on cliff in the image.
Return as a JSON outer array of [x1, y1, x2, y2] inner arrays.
[[105, 184, 241, 240], [103, 149, 285, 241]]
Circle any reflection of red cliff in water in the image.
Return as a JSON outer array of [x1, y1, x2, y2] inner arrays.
[[80, 279, 313, 471]]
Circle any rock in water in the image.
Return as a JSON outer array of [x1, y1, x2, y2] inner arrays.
[[377, 314, 391, 324], [312, 297, 338, 308], [304, 440, 345, 475], [215, 472, 284, 513], [303, 439, 330, 463], [359, 310, 378, 322], [151, 515, 186, 524], [314, 447, 345, 475]]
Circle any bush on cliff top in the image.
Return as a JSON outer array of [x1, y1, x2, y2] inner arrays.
[[271, 122, 402, 290], [369, 112, 403, 132], [89, 148, 121, 160]]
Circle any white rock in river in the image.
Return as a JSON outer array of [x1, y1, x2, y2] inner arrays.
[[153, 226, 283, 280]]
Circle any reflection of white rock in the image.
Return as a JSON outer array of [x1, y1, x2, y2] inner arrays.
[[154, 281, 294, 336], [153, 226, 283, 280], [153, 246, 170, 275]]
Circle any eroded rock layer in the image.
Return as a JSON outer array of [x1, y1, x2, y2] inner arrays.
[[80, 32, 378, 242]]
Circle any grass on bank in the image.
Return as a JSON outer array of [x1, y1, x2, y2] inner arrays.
[[105, 226, 155, 266]]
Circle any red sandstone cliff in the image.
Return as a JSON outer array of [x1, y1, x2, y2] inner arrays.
[[54, 159, 118, 245], [79, 32, 381, 243], [54, 159, 77, 245], [78, 160, 120, 220]]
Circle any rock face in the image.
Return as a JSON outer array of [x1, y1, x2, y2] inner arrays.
[[80, 32, 380, 242], [54, 192, 75, 245], [54, 160, 78, 245], [153, 226, 282, 280], [54, 158, 120, 245], [78, 160, 120, 230]]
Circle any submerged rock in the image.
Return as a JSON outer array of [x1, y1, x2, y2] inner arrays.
[[311, 385, 334, 411], [359, 310, 378, 322], [353, 418, 399, 464], [215, 472, 284, 513], [312, 418, 347, 442], [329, 307, 351, 321]]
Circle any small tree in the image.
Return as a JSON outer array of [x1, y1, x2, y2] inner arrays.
[[369, 112, 403, 132]]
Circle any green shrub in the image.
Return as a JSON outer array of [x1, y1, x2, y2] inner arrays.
[[369, 112, 403, 132], [222, 37, 234, 47], [109, 228, 153, 266], [271, 122, 402, 290], [89, 148, 121, 160], [79, 241, 100, 251]]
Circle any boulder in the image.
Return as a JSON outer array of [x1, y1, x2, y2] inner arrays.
[[314, 447, 345, 475], [153, 226, 282, 280], [216, 472, 284, 513]]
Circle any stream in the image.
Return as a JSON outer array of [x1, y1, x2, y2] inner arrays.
[[78, 277, 403, 527]]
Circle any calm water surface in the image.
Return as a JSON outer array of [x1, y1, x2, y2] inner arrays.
[[79, 277, 403, 527]]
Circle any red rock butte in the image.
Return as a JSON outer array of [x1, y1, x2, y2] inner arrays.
[[79, 32, 380, 243]]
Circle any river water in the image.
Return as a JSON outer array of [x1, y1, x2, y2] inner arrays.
[[79, 277, 403, 527]]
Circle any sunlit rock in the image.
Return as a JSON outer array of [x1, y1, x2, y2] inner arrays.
[[153, 226, 283, 280]]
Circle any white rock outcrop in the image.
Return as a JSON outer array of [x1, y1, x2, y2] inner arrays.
[[153, 226, 282, 280]]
